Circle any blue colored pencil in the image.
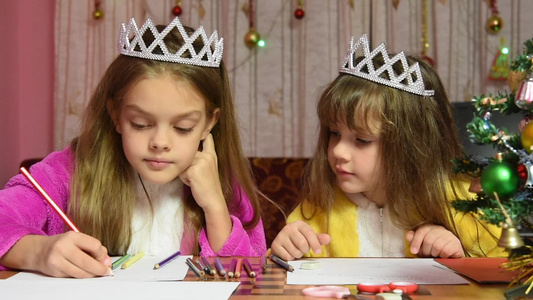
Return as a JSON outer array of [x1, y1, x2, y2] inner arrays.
[[215, 257, 226, 276], [153, 250, 181, 269]]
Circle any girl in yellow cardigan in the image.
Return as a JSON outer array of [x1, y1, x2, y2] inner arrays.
[[271, 35, 505, 260]]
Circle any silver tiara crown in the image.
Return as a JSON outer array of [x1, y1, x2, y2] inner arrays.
[[118, 17, 223, 68], [339, 34, 434, 97]]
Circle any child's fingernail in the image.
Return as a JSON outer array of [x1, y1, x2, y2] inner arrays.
[[104, 257, 112, 266], [314, 248, 321, 254]]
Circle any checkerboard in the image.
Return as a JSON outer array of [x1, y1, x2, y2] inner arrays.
[[184, 257, 431, 297]]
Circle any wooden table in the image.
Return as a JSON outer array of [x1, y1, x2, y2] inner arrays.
[[0, 258, 515, 299]]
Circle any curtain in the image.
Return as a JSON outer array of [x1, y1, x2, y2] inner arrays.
[[54, 0, 533, 157]]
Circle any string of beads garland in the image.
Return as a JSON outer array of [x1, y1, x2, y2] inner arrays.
[[420, 0, 434, 66]]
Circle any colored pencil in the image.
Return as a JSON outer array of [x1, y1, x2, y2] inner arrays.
[[154, 250, 181, 269], [261, 255, 267, 272], [112, 254, 131, 270], [196, 258, 210, 275], [242, 258, 256, 278], [227, 258, 237, 278], [20, 167, 114, 276], [20, 167, 80, 232], [269, 254, 294, 272], [186, 258, 205, 277], [201, 256, 216, 276], [235, 258, 243, 278], [215, 257, 227, 276], [121, 251, 144, 269]]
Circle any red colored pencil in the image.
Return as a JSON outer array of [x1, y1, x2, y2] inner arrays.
[[235, 258, 243, 278], [20, 167, 80, 232]]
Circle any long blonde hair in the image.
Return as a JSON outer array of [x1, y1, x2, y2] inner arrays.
[[301, 55, 465, 242], [68, 24, 261, 255]]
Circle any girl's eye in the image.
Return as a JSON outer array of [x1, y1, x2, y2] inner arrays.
[[329, 130, 340, 137], [174, 126, 193, 133], [131, 122, 149, 129], [356, 137, 371, 144]]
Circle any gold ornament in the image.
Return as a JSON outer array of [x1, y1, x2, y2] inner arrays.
[[508, 70, 527, 92], [93, 9, 104, 20], [244, 29, 261, 49], [486, 15, 503, 34], [498, 223, 524, 249], [521, 121, 533, 153]]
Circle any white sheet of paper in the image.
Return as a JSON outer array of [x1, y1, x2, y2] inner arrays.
[[286, 258, 469, 285], [1, 280, 240, 300], [8, 255, 192, 281]]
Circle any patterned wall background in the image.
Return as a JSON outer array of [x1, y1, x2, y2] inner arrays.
[[54, 0, 533, 157]]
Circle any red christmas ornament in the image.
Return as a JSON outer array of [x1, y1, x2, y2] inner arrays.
[[422, 54, 435, 67], [294, 8, 305, 19], [518, 164, 528, 181], [172, 5, 183, 16]]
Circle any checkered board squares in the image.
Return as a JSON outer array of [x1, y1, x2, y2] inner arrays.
[[184, 257, 303, 296], [184, 257, 431, 296]]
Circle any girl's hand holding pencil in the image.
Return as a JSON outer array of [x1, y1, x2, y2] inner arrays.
[[2, 231, 112, 278], [0, 168, 113, 278]]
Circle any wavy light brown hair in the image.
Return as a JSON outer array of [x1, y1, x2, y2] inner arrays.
[[301, 54, 467, 247], [68, 24, 262, 255]]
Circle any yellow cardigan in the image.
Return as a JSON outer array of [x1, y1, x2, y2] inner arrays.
[[286, 187, 506, 258]]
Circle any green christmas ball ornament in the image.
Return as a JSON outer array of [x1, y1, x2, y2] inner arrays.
[[481, 161, 520, 198]]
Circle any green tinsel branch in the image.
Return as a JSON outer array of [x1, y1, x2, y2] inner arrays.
[[472, 92, 521, 115], [452, 156, 486, 177], [452, 192, 533, 226], [510, 38, 533, 72]]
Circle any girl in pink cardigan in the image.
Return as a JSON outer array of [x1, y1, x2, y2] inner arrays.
[[0, 17, 266, 278]]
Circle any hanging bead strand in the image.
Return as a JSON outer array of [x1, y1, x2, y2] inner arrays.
[[421, 0, 434, 66], [294, 0, 305, 20], [244, 0, 261, 49], [93, 0, 104, 20], [487, 0, 504, 34], [172, 0, 183, 17]]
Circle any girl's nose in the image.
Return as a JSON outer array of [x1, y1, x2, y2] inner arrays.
[[149, 128, 171, 150], [331, 139, 350, 161]]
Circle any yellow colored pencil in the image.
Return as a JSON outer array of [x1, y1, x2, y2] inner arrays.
[[121, 251, 145, 269]]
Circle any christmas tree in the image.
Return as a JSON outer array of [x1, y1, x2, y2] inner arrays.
[[452, 37, 533, 291]]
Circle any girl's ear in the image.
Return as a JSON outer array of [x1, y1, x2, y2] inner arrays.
[[106, 99, 122, 134], [201, 108, 220, 140]]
